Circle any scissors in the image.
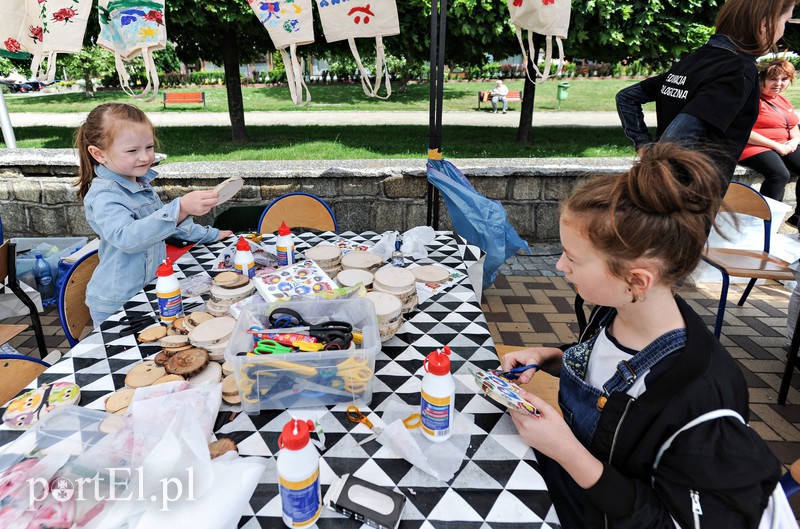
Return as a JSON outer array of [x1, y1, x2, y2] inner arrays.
[[268, 377, 355, 401], [490, 364, 539, 381], [267, 308, 353, 349], [346, 406, 422, 446], [335, 357, 373, 393], [115, 314, 158, 337], [252, 339, 323, 355]]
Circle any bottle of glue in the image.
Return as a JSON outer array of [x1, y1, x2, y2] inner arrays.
[[233, 236, 255, 278], [276, 221, 296, 267], [277, 418, 321, 528], [155, 258, 183, 323], [420, 345, 455, 442]]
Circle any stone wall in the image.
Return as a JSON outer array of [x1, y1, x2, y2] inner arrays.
[[0, 148, 771, 243]]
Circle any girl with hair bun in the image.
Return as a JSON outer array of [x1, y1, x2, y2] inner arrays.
[[502, 143, 782, 528]]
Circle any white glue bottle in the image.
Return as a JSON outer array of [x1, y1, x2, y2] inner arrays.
[[155, 259, 183, 323], [233, 236, 255, 278], [277, 418, 322, 528], [420, 345, 455, 442], [276, 221, 296, 267]]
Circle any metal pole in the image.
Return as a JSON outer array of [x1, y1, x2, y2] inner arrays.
[[0, 91, 16, 148]]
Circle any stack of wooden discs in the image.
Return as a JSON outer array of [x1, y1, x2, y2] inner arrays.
[[207, 272, 255, 316], [188, 315, 236, 362], [412, 264, 450, 286], [373, 267, 418, 314], [305, 244, 343, 278], [341, 251, 384, 274], [221, 374, 241, 404], [365, 291, 403, 342], [336, 269, 374, 290]]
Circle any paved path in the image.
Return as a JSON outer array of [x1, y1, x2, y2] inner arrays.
[[8, 110, 652, 128]]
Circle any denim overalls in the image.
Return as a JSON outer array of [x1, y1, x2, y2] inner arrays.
[[559, 321, 687, 447]]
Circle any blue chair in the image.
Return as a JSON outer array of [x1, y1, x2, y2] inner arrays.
[[57, 249, 99, 347], [258, 193, 337, 234], [701, 182, 794, 338]]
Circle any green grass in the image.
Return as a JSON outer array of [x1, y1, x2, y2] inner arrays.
[[4, 79, 650, 113], [12, 125, 635, 161]]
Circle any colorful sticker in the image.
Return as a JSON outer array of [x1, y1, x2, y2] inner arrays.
[[471, 370, 539, 416], [2, 382, 81, 429]]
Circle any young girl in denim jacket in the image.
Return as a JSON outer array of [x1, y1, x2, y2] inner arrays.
[[75, 103, 232, 327], [502, 143, 782, 528]]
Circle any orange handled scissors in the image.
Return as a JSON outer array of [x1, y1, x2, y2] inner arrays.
[[346, 405, 421, 446]]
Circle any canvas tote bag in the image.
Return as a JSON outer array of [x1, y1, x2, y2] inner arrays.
[[506, 0, 571, 83], [21, 0, 92, 82], [97, 0, 166, 101], [315, 0, 399, 99], [0, 0, 36, 61], [248, 0, 315, 106]]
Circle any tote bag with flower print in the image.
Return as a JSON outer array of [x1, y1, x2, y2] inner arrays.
[[506, 0, 571, 83], [97, 0, 166, 101], [0, 0, 35, 61], [248, 0, 315, 106], [314, 0, 399, 99]]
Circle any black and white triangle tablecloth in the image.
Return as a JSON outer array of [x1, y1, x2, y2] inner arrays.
[[0, 231, 560, 528]]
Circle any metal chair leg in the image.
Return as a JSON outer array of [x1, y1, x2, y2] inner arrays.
[[713, 274, 730, 338], [779, 310, 800, 404], [737, 278, 758, 306]]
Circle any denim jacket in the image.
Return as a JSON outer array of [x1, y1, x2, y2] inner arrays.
[[84, 164, 219, 314], [615, 34, 743, 151]]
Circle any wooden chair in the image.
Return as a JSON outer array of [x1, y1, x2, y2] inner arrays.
[[496, 344, 561, 415], [258, 193, 338, 234], [57, 249, 99, 347], [0, 240, 47, 357], [702, 182, 794, 338], [0, 354, 51, 406]]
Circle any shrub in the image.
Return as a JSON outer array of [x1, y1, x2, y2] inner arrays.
[[161, 71, 190, 87], [190, 71, 225, 85], [483, 62, 501, 79]]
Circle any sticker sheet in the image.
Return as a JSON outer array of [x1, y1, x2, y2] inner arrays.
[[471, 370, 538, 416], [333, 237, 373, 254], [253, 259, 337, 302]]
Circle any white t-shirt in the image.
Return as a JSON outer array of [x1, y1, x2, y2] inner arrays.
[[586, 327, 650, 398], [492, 84, 509, 97]]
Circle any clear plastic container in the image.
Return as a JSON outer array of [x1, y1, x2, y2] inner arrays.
[[12, 237, 87, 288], [225, 299, 380, 414]]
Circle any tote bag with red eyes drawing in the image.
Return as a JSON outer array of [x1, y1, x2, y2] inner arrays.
[[97, 0, 166, 101], [506, 0, 571, 83], [248, 0, 315, 106], [314, 0, 399, 99], [22, 0, 92, 82]]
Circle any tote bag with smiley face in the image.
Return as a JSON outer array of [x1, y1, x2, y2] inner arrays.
[[248, 0, 315, 106], [506, 0, 571, 83], [314, 0, 399, 99], [97, 0, 167, 101]]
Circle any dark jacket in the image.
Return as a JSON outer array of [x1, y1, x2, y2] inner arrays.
[[573, 296, 779, 529]]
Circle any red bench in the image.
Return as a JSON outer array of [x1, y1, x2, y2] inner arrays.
[[477, 90, 522, 110], [163, 91, 206, 109]]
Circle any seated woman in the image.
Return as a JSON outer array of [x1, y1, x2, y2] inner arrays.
[[739, 58, 800, 227]]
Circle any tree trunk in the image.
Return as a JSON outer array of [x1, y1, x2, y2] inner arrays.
[[222, 27, 248, 143], [516, 37, 542, 144], [83, 70, 94, 97]]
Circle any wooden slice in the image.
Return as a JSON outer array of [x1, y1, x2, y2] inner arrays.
[[213, 176, 244, 206], [187, 359, 222, 386], [412, 264, 450, 284], [221, 374, 239, 396], [365, 291, 403, 323], [125, 361, 167, 388], [218, 274, 250, 289], [154, 351, 171, 366], [165, 348, 210, 377], [336, 269, 374, 288], [221, 361, 233, 377], [209, 438, 238, 459], [137, 325, 167, 343], [159, 335, 190, 348], [162, 344, 193, 355], [213, 271, 239, 286], [305, 244, 342, 268], [204, 300, 231, 317], [188, 311, 215, 326], [172, 317, 188, 334], [105, 388, 136, 413], [341, 251, 384, 271], [210, 283, 255, 301], [222, 392, 242, 405], [188, 316, 236, 347], [373, 267, 416, 293], [152, 374, 186, 385]]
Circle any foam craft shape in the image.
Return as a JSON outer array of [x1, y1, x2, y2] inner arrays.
[[213, 177, 245, 206]]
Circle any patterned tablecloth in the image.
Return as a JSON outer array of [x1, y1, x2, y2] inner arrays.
[[0, 231, 560, 528]]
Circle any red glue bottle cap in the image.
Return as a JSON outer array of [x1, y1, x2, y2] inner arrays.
[[278, 221, 291, 236], [278, 419, 314, 450], [424, 345, 452, 375], [236, 236, 250, 252], [156, 259, 174, 277]]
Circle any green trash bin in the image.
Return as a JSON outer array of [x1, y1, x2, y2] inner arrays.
[[557, 82, 570, 109]]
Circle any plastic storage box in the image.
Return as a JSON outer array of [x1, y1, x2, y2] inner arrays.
[[12, 237, 87, 287], [225, 299, 381, 414]]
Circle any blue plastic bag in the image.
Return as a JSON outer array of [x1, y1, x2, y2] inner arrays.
[[426, 159, 531, 288]]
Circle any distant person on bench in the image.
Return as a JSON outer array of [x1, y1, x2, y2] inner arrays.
[[491, 80, 509, 114]]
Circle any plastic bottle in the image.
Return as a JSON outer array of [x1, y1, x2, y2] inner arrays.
[[277, 418, 321, 528], [233, 236, 255, 278], [276, 221, 296, 267], [33, 253, 56, 307], [391, 238, 404, 267], [420, 345, 455, 442], [155, 259, 183, 323]]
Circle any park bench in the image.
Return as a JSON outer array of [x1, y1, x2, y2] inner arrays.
[[163, 91, 206, 109], [477, 90, 522, 110]]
